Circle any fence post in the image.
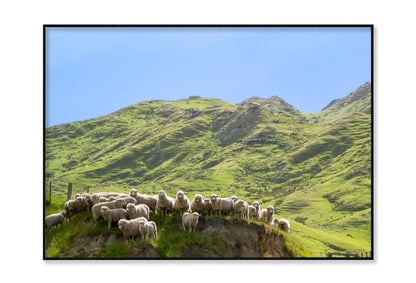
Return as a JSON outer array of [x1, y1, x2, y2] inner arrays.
[[67, 183, 72, 201], [49, 181, 52, 203]]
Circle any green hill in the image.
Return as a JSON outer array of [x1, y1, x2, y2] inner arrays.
[[45, 83, 372, 257]]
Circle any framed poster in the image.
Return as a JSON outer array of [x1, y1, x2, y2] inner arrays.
[[44, 25, 373, 259]]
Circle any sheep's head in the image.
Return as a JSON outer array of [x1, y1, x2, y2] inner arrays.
[[101, 206, 110, 214], [230, 196, 239, 202], [194, 194, 203, 203], [177, 191, 185, 200], [252, 201, 260, 209], [158, 190, 166, 198], [130, 188, 138, 197], [118, 219, 127, 230], [126, 203, 135, 212], [272, 218, 280, 225], [267, 206, 274, 215], [192, 212, 200, 221], [210, 194, 218, 202]]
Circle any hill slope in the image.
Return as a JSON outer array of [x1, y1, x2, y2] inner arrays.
[[45, 209, 311, 258], [45, 83, 372, 255]]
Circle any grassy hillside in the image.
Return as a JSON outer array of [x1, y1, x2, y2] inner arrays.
[[45, 199, 311, 258], [45, 83, 373, 256]]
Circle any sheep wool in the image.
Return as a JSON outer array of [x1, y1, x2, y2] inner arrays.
[[45, 211, 66, 230], [174, 190, 190, 215], [101, 206, 127, 229], [182, 212, 200, 233]]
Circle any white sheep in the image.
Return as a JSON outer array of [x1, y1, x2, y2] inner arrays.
[[174, 190, 190, 215], [126, 203, 150, 220], [101, 206, 127, 229], [190, 194, 205, 214], [138, 220, 158, 240], [209, 194, 234, 216], [91, 199, 125, 224], [45, 211, 66, 230], [155, 190, 175, 215], [233, 199, 249, 219], [118, 217, 148, 239], [258, 205, 274, 224], [248, 201, 260, 220], [271, 218, 280, 228], [278, 219, 290, 233], [129, 188, 158, 211], [182, 212, 200, 233]]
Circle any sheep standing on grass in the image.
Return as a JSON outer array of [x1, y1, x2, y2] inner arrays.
[[190, 194, 205, 214], [182, 212, 200, 233], [155, 190, 175, 215], [271, 218, 280, 228], [210, 194, 234, 216], [233, 199, 249, 219], [174, 190, 190, 215], [126, 203, 150, 220], [278, 219, 290, 233], [118, 217, 148, 240], [45, 211, 66, 230], [129, 189, 158, 211], [248, 201, 260, 220], [258, 205, 275, 224], [138, 220, 158, 240], [101, 206, 127, 229], [91, 199, 125, 225]]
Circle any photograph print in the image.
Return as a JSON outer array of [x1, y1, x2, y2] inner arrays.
[[44, 25, 373, 259]]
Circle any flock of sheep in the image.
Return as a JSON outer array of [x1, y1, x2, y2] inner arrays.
[[45, 188, 291, 242]]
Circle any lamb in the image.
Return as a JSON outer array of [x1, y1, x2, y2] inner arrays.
[[155, 190, 175, 215], [45, 211, 66, 230], [126, 203, 150, 220], [182, 212, 200, 233], [248, 201, 260, 220], [271, 218, 280, 228], [174, 190, 190, 215], [138, 220, 158, 240], [118, 217, 148, 239], [278, 219, 290, 233], [233, 199, 249, 219], [101, 206, 127, 229], [91, 199, 125, 224], [210, 194, 234, 216], [190, 194, 205, 214], [258, 205, 275, 224], [129, 189, 158, 211]]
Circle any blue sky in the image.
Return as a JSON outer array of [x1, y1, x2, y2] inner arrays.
[[45, 27, 371, 127]]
